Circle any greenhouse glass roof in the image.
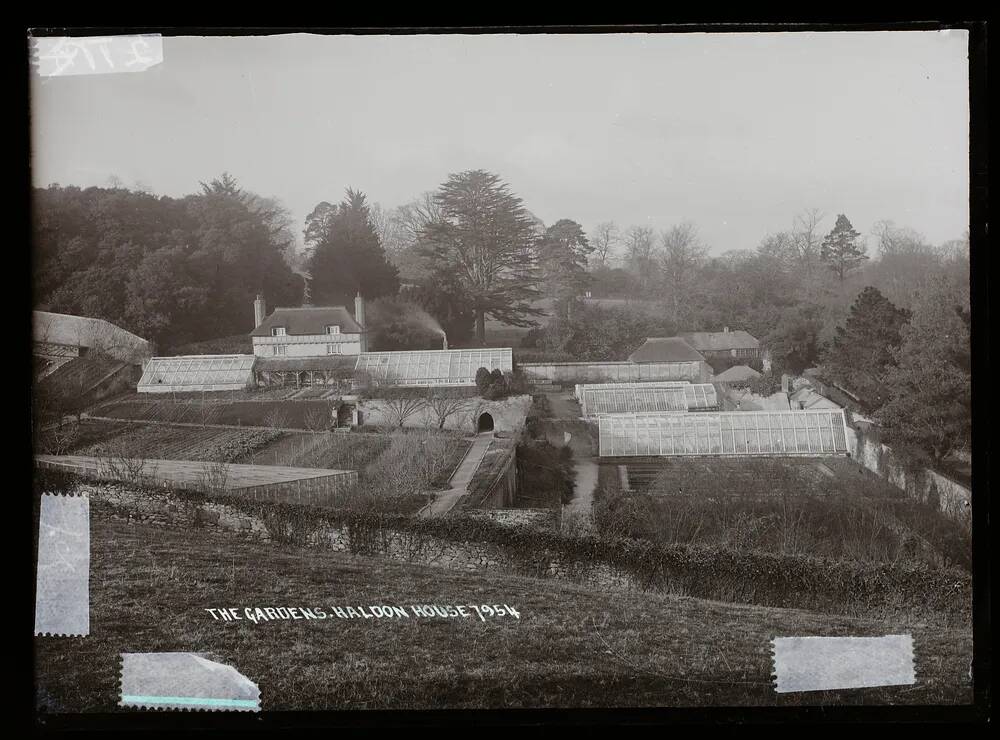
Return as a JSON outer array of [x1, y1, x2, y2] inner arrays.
[[354, 348, 513, 386], [598, 410, 849, 457], [582, 387, 688, 416], [579, 383, 717, 414], [137, 355, 256, 393], [574, 381, 690, 400]]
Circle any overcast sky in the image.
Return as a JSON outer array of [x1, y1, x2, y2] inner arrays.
[[30, 31, 969, 255]]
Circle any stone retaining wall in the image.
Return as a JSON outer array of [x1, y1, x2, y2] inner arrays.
[[80, 483, 635, 591], [845, 417, 971, 529]]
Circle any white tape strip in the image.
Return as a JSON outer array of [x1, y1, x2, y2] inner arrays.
[[34, 494, 90, 637], [772, 635, 915, 693], [120, 653, 261, 712]]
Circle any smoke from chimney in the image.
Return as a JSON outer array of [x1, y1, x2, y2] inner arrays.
[[355, 292, 367, 353], [254, 294, 266, 328]]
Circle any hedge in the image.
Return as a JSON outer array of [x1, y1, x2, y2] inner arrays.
[[37, 469, 971, 621]]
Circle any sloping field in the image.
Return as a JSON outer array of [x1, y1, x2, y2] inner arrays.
[[33, 513, 973, 712]]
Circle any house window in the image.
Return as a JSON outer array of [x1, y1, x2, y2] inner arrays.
[[325, 325, 340, 335], [272, 345, 286, 356], [271, 327, 286, 337], [327, 344, 341, 355]]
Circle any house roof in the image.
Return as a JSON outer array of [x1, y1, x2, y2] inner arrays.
[[33, 310, 152, 361], [679, 330, 759, 352], [250, 306, 363, 337], [789, 387, 842, 410], [627, 338, 706, 364], [714, 365, 762, 383]]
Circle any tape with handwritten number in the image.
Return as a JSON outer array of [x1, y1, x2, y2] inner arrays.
[[31, 35, 162, 77]]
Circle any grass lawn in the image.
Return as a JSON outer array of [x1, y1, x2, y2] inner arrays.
[[34, 513, 972, 713]]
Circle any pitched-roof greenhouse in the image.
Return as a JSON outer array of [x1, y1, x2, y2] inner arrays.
[[598, 410, 850, 457]]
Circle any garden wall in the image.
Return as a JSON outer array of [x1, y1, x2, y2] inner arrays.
[[845, 417, 971, 529], [35, 456, 358, 509], [360, 395, 532, 434]]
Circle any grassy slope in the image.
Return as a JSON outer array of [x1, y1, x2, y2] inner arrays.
[[34, 514, 972, 713]]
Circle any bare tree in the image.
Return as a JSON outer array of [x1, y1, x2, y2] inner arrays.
[[392, 192, 445, 249], [757, 231, 798, 273], [792, 208, 825, 281], [870, 220, 934, 258], [660, 222, 708, 319], [623, 226, 657, 291], [263, 406, 290, 430], [304, 405, 332, 432], [590, 221, 619, 267], [198, 460, 231, 495], [370, 389, 428, 429], [368, 201, 409, 257], [94, 435, 152, 487], [425, 390, 471, 430]]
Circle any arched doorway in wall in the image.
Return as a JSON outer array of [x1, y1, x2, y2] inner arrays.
[[477, 412, 495, 433]]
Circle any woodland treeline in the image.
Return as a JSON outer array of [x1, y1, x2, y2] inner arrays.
[[32, 171, 971, 463]]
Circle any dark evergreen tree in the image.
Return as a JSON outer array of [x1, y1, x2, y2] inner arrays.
[[878, 278, 971, 462], [306, 189, 399, 307], [821, 286, 910, 409], [420, 170, 543, 344], [538, 219, 593, 321], [820, 214, 868, 282]]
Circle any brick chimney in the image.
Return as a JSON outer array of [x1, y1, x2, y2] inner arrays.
[[355, 292, 367, 352], [253, 294, 266, 328]]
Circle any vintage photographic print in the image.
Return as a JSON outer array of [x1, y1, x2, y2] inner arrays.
[[29, 27, 983, 725]]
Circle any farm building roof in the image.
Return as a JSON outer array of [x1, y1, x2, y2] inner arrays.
[[789, 387, 842, 411], [137, 354, 256, 393], [250, 306, 363, 337], [734, 391, 791, 411], [714, 365, 762, 383], [627, 338, 706, 364], [255, 356, 358, 373], [598, 409, 849, 457], [679, 330, 759, 352], [33, 310, 152, 363], [356, 348, 513, 386]]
